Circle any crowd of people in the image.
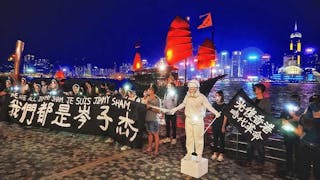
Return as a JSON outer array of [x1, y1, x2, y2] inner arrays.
[[0, 77, 122, 98], [0, 77, 320, 180]]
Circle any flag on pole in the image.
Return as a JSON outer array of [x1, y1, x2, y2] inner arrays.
[[134, 41, 141, 49], [197, 13, 213, 29]]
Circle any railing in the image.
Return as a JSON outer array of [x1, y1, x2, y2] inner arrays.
[[224, 128, 286, 162]]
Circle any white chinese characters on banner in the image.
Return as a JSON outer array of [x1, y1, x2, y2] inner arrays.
[[6, 94, 145, 147], [260, 121, 275, 134], [9, 99, 22, 118], [19, 102, 37, 125], [96, 105, 113, 131], [37, 102, 54, 126], [51, 104, 71, 127], [73, 104, 91, 129], [251, 131, 263, 141], [116, 111, 139, 142], [231, 97, 275, 141]]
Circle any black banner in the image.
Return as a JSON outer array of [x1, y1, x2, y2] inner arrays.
[[224, 89, 276, 142], [3, 93, 146, 148]]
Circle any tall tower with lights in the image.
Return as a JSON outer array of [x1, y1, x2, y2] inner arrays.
[[231, 51, 242, 78], [289, 22, 302, 66]]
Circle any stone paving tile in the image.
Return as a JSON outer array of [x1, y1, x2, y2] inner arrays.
[[0, 121, 285, 179]]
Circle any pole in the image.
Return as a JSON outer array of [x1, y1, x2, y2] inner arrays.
[[13, 40, 24, 83], [202, 117, 217, 136], [184, 59, 187, 84], [236, 129, 239, 159], [211, 25, 216, 79]]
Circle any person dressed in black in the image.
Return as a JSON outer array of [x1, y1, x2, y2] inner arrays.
[[0, 79, 13, 96], [211, 90, 228, 162], [31, 83, 42, 99], [296, 95, 320, 180], [280, 94, 303, 178], [0, 79, 13, 119], [245, 83, 271, 167]]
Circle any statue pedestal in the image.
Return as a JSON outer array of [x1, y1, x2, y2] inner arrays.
[[181, 156, 208, 178]]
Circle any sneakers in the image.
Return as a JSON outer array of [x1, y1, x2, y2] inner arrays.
[[162, 137, 171, 143], [162, 138, 177, 144], [120, 145, 131, 151], [171, 139, 177, 145], [217, 154, 224, 162], [183, 154, 192, 160], [105, 138, 114, 143], [211, 153, 218, 160]]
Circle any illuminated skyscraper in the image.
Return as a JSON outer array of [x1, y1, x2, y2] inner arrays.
[[23, 54, 35, 74], [219, 51, 231, 75], [86, 63, 92, 76], [259, 54, 273, 78], [289, 22, 302, 66], [272, 22, 305, 81], [34, 58, 53, 74], [303, 47, 319, 70], [230, 51, 242, 78], [119, 63, 132, 74], [22, 54, 53, 74]]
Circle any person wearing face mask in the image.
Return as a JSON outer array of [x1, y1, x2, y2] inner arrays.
[[170, 79, 221, 162], [210, 90, 228, 162], [244, 83, 271, 168], [162, 82, 178, 144]]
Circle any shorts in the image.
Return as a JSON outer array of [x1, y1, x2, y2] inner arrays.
[[145, 121, 159, 133]]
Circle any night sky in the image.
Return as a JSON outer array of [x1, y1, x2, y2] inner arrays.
[[1, 0, 319, 68]]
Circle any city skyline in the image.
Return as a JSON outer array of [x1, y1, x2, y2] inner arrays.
[[1, 0, 320, 68]]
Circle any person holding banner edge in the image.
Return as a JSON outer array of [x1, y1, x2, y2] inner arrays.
[[245, 83, 271, 168], [169, 79, 221, 162], [144, 84, 161, 157]]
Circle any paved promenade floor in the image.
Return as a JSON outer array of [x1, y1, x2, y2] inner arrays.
[[0, 121, 287, 179]]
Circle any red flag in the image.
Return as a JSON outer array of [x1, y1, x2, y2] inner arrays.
[[134, 41, 141, 49], [197, 13, 213, 29]]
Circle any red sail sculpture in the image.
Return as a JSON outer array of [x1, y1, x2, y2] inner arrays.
[[165, 16, 192, 65], [196, 39, 217, 70], [132, 52, 143, 71]]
